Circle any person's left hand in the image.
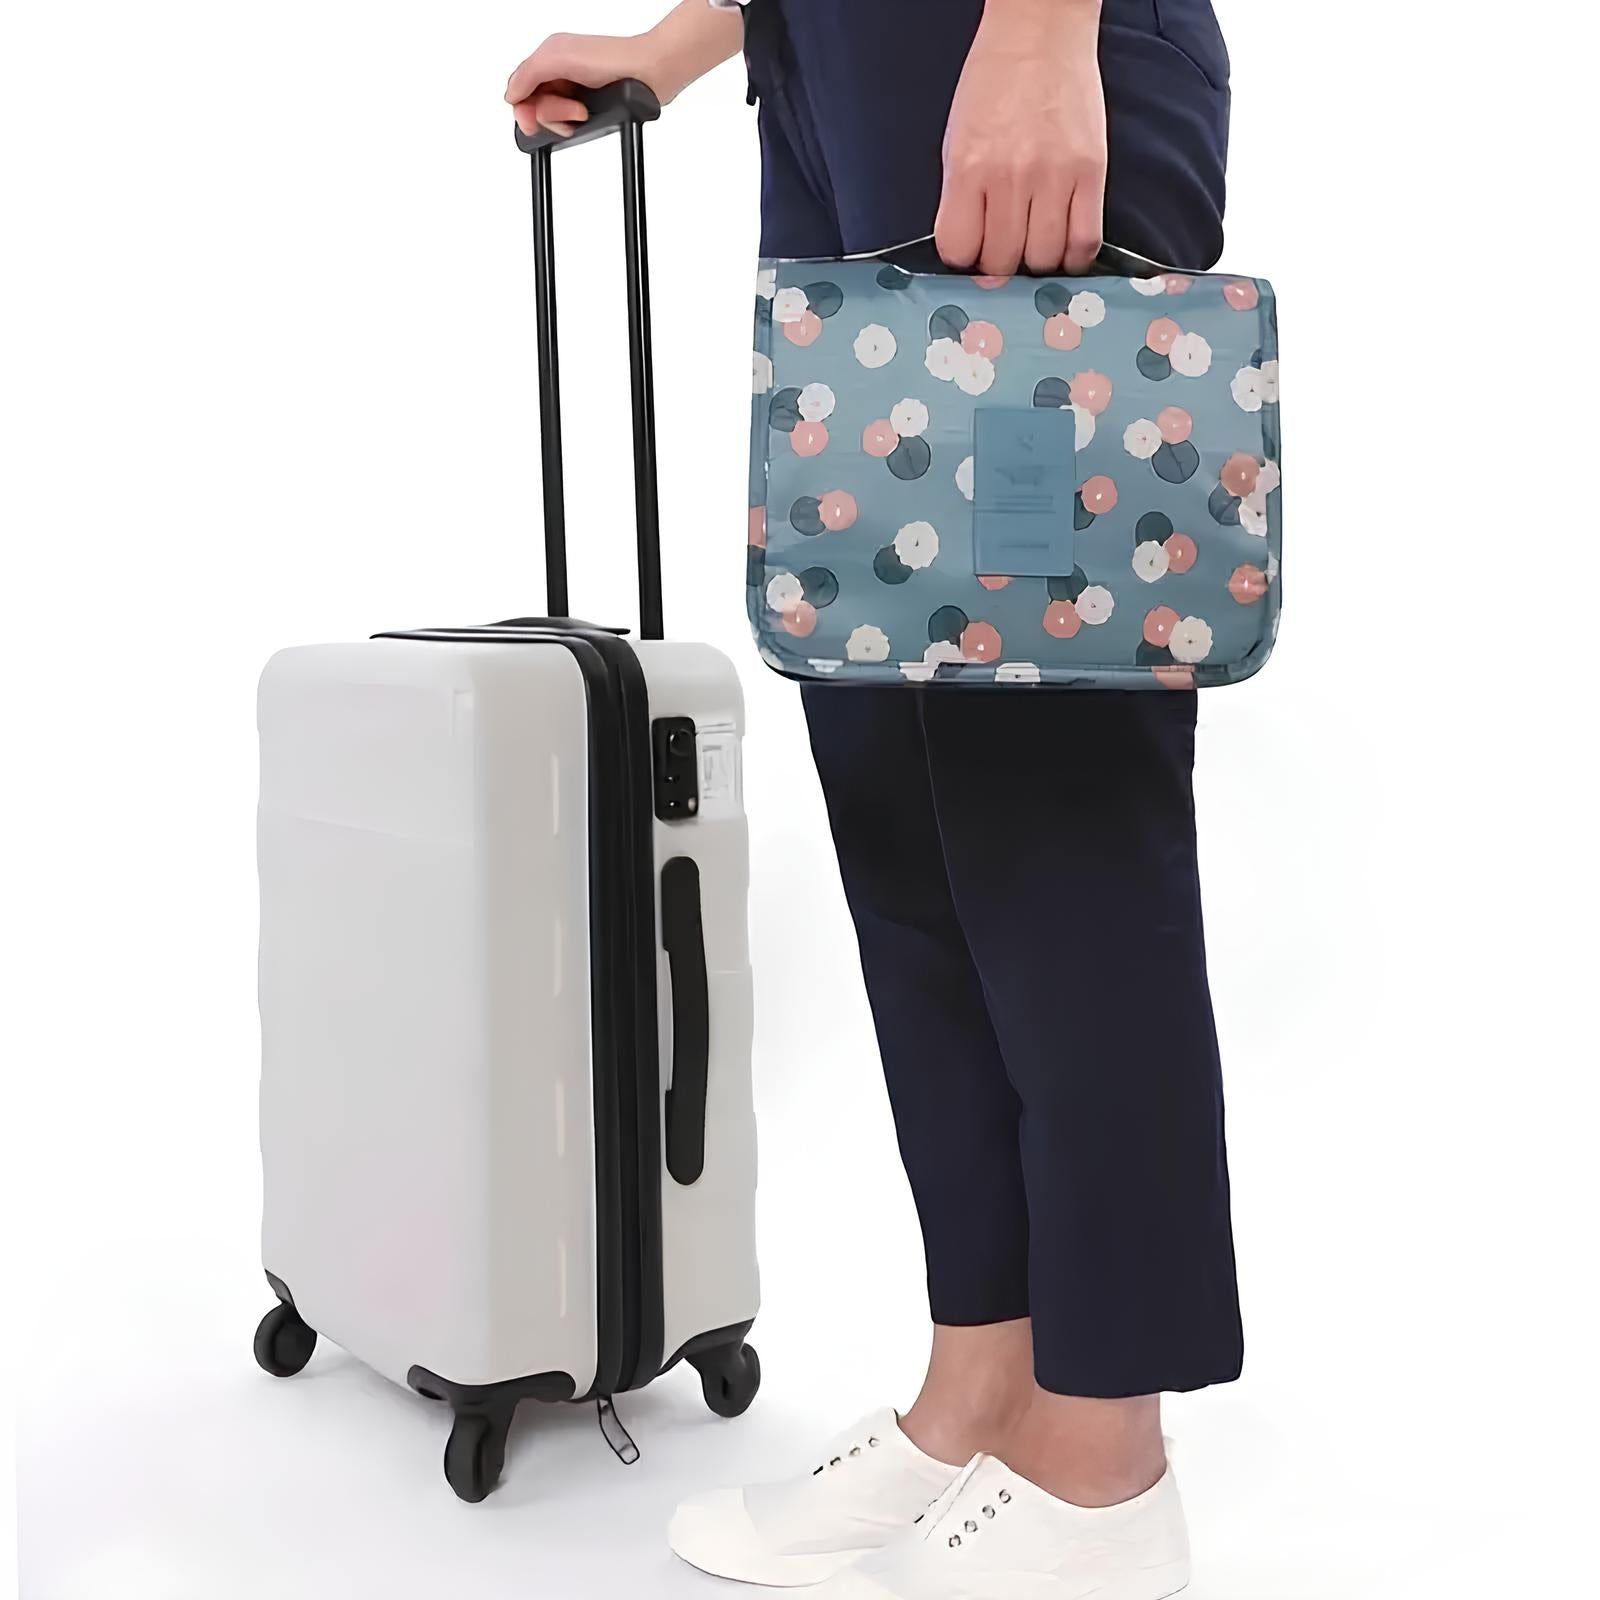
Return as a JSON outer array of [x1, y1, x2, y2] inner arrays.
[[935, 0, 1108, 276]]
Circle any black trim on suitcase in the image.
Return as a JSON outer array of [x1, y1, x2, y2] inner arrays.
[[662, 857, 711, 1186], [374, 623, 667, 1399]]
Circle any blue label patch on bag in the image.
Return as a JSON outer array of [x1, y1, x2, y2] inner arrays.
[[971, 407, 1078, 577]]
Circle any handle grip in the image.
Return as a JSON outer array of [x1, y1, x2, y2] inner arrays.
[[862, 234, 1185, 279], [513, 79, 662, 155], [662, 857, 710, 1187]]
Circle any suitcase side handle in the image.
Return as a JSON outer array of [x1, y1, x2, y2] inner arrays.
[[661, 856, 710, 1186], [516, 80, 666, 640]]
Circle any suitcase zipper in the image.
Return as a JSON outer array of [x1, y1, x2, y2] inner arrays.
[[374, 624, 665, 1400]]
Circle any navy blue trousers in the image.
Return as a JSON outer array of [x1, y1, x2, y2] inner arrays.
[[746, 0, 1243, 1397]]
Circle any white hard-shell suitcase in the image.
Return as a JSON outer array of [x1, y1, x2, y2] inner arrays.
[[253, 82, 760, 1502]]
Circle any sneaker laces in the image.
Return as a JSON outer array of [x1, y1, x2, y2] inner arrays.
[[915, 1458, 1017, 1552], [910, 1455, 989, 1540]]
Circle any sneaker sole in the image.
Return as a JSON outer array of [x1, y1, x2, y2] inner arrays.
[[668, 1507, 876, 1589], [1091, 1560, 1191, 1600]]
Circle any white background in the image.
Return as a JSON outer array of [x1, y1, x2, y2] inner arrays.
[[3, 1, 1593, 1596]]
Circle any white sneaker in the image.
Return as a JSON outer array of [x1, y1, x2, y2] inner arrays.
[[668, 1408, 960, 1587], [810, 1452, 1191, 1600]]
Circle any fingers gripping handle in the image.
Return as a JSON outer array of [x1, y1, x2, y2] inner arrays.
[[518, 80, 665, 639], [514, 78, 663, 155]]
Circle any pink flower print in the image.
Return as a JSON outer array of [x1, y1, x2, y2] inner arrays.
[[1153, 665, 1196, 689], [1164, 532, 1198, 573], [819, 490, 858, 531], [1164, 275, 1193, 295], [972, 274, 1011, 289], [1228, 563, 1268, 604], [1069, 371, 1113, 415], [961, 621, 1002, 662], [1223, 280, 1260, 311], [1146, 316, 1181, 354], [977, 575, 1013, 591], [748, 506, 767, 549], [1221, 452, 1260, 497], [962, 320, 1004, 360], [1044, 313, 1084, 351], [783, 310, 823, 347], [1043, 600, 1083, 639], [862, 419, 898, 458], [1143, 605, 1180, 647], [1157, 406, 1193, 444], [791, 421, 829, 457], [781, 600, 819, 637], [1080, 474, 1119, 514]]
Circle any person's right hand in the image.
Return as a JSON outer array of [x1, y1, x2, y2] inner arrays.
[[505, 32, 672, 139]]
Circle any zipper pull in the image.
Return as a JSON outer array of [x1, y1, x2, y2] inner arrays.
[[596, 1395, 641, 1465]]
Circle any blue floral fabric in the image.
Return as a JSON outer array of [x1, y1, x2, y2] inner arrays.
[[748, 258, 1281, 688]]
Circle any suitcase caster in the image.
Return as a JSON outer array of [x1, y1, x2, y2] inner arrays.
[[253, 1301, 317, 1378], [689, 1340, 761, 1419], [444, 1409, 511, 1504]]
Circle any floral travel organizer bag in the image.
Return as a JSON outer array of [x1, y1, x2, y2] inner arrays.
[[747, 244, 1280, 688]]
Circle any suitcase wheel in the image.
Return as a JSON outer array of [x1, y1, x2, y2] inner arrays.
[[252, 1302, 317, 1378], [444, 1409, 510, 1504], [689, 1340, 761, 1420]]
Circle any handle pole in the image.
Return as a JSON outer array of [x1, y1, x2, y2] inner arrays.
[[620, 123, 664, 641], [530, 148, 569, 618]]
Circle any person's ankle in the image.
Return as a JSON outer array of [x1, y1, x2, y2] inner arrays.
[[995, 1392, 1166, 1508], [899, 1381, 1033, 1467]]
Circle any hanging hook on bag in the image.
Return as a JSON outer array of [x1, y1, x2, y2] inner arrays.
[[807, 232, 1187, 280]]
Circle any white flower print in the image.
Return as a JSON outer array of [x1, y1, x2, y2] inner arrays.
[[1075, 585, 1115, 625], [1239, 497, 1268, 537], [1259, 359, 1280, 403], [753, 351, 773, 395], [995, 661, 1042, 684], [807, 658, 843, 675], [772, 286, 809, 324], [1266, 550, 1280, 584], [1067, 290, 1106, 328], [846, 624, 891, 663], [1130, 275, 1167, 296], [1071, 402, 1096, 450], [924, 337, 963, 380], [890, 397, 930, 437], [853, 323, 897, 369], [955, 454, 975, 502], [755, 266, 777, 300], [954, 352, 996, 395], [1230, 366, 1265, 412], [1123, 418, 1162, 460], [893, 520, 939, 570], [798, 382, 836, 423], [765, 571, 803, 613], [1133, 540, 1171, 582], [1169, 615, 1214, 664], [899, 660, 936, 683], [1257, 460, 1281, 497], [1169, 331, 1213, 377]]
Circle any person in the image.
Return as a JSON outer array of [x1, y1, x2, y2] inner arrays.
[[507, 2, 1239, 1595]]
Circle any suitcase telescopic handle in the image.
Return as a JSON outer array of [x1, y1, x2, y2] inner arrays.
[[515, 80, 666, 640]]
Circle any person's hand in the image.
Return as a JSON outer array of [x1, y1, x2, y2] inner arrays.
[[505, 33, 668, 139], [935, 0, 1108, 276], [505, 3, 743, 139]]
